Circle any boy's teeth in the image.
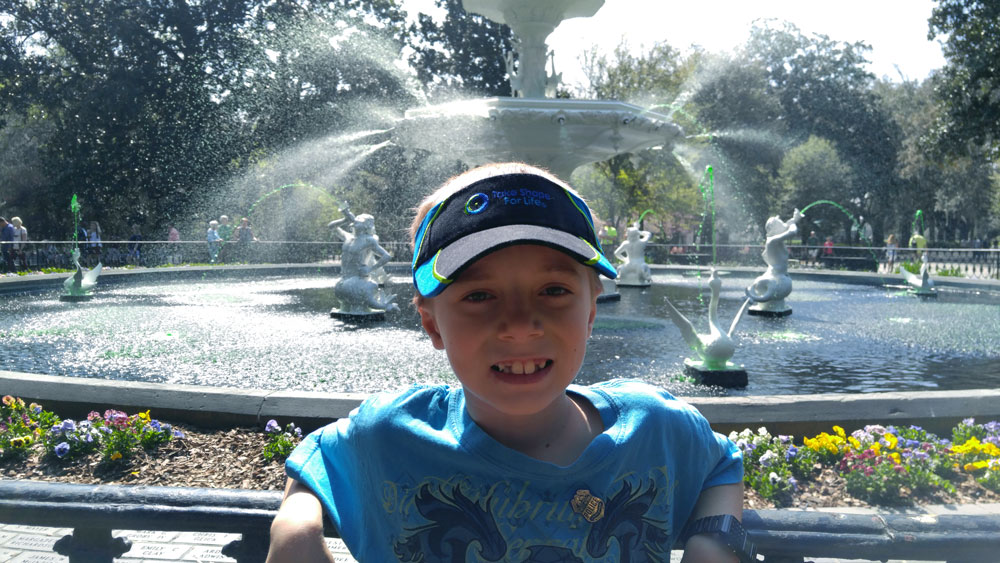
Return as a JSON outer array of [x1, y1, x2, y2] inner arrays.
[[495, 360, 547, 374]]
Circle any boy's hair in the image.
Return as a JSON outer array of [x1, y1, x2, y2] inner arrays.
[[409, 162, 613, 299]]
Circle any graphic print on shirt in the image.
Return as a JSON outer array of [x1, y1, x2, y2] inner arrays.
[[390, 471, 673, 562]]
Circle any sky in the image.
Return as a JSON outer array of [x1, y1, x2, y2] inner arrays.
[[404, 0, 947, 90]]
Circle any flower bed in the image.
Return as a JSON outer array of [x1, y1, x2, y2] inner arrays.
[[3, 395, 1000, 506], [737, 421, 1000, 506]]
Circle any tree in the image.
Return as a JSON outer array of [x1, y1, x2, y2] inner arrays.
[[581, 41, 693, 104], [876, 77, 999, 242], [572, 41, 701, 240], [688, 52, 790, 234], [928, 0, 1000, 159], [777, 136, 855, 239], [406, 0, 514, 99], [689, 21, 901, 240], [0, 0, 414, 238]]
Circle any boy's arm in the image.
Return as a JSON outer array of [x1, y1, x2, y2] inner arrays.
[[266, 478, 335, 563], [680, 482, 744, 563]]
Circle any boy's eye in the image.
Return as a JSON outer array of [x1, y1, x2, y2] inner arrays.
[[462, 291, 492, 303], [542, 286, 571, 297]]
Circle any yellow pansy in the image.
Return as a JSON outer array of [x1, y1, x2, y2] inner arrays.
[[110, 452, 122, 461], [833, 426, 846, 439], [964, 460, 989, 472], [871, 443, 881, 455], [890, 452, 902, 465], [848, 437, 862, 451], [138, 410, 151, 422], [884, 433, 898, 450]]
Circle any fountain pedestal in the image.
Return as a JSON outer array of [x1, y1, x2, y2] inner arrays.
[[683, 359, 748, 388]]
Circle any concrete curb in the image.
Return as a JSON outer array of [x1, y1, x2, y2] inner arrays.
[[4, 371, 998, 436]]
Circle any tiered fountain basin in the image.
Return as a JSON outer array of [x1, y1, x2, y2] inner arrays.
[[393, 97, 683, 178], [2, 265, 999, 435]]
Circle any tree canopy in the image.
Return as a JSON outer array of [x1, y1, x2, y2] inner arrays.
[[928, 0, 1000, 159], [406, 0, 513, 99]]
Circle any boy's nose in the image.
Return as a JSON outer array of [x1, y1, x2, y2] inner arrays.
[[497, 297, 543, 341]]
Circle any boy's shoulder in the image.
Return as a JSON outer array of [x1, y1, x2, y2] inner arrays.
[[577, 379, 709, 428], [348, 384, 457, 431]]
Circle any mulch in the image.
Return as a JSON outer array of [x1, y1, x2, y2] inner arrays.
[[4, 421, 1000, 509]]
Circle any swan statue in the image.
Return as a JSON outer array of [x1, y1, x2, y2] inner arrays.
[[902, 254, 936, 296], [61, 248, 102, 300], [662, 268, 751, 371]]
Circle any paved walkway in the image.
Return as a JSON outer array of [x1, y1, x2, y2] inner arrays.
[[2, 503, 999, 562]]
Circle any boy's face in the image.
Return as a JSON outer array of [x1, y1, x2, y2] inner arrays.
[[418, 244, 598, 425]]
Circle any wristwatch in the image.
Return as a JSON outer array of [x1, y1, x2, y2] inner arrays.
[[679, 514, 758, 563]]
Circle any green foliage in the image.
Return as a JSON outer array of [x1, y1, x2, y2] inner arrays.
[[777, 136, 855, 233], [935, 266, 963, 277], [928, 0, 1000, 159], [0, 0, 415, 238], [263, 419, 302, 462], [574, 42, 701, 238], [692, 21, 900, 234], [406, 0, 513, 99]]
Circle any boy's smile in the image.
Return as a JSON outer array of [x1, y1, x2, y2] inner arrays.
[[418, 244, 599, 430]]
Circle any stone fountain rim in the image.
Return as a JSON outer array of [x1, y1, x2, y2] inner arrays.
[[2, 262, 997, 295]]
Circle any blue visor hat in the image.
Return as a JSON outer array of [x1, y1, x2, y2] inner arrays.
[[412, 173, 617, 297]]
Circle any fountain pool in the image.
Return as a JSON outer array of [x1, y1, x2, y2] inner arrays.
[[2, 268, 998, 397]]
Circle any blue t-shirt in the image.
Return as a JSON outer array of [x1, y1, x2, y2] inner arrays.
[[286, 379, 742, 562]]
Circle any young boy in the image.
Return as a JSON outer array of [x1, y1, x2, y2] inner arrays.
[[268, 163, 749, 563]]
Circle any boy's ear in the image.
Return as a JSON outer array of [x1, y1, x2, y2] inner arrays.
[[418, 302, 446, 350], [586, 295, 597, 338]]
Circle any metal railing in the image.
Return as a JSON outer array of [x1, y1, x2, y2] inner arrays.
[[1, 480, 998, 562], [2, 241, 997, 280]]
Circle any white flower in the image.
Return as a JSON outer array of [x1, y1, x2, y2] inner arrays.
[[768, 472, 781, 484], [759, 450, 778, 468]]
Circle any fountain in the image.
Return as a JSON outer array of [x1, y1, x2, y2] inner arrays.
[[59, 195, 102, 302], [2, 0, 999, 401], [745, 209, 803, 316], [327, 203, 399, 321], [391, 0, 684, 180]]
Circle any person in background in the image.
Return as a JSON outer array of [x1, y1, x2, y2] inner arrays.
[[10, 216, 28, 271], [217, 215, 234, 263], [823, 235, 835, 261], [806, 230, 820, 267], [908, 230, 927, 260], [127, 224, 142, 266], [885, 233, 898, 273], [0, 216, 14, 273], [233, 217, 257, 262], [86, 221, 103, 267], [167, 223, 182, 265], [206, 220, 222, 263]]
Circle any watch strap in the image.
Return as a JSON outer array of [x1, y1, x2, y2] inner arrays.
[[680, 514, 758, 563]]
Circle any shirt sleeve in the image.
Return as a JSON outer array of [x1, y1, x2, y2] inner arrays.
[[285, 416, 364, 542]]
